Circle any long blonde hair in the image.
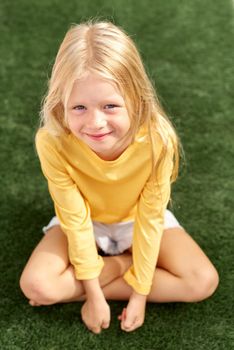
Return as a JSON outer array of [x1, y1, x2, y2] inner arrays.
[[40, 20, 181, 183]]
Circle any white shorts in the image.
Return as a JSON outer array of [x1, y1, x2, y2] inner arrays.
[[42, 209, 182, 256]]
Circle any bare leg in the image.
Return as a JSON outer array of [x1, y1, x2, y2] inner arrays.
[[19, 225, 132, 305], [20, 226, 219, 305], [101, 227, 219, 303]]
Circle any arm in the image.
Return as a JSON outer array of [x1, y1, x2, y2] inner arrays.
[[36, 131, 110, 332], [124, 141, 174, 295], [121, 139, 174, 331], [35, 130, 104, 283]]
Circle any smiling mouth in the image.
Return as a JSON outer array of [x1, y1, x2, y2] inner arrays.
[[86, 131, 113, 140]]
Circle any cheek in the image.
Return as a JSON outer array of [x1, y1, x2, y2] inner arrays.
[[121, 114, 131, 132], [67, 115, 81, 131], [125, 117, 131, 130], [112, 112, 131, 132]]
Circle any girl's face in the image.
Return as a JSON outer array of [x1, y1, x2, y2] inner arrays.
[[66, 73, 131, 161]]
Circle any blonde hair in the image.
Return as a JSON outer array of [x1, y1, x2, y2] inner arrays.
[[40, 20, 181, 183]]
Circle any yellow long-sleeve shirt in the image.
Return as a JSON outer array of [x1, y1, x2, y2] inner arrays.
[[35, 126, 173, 295]]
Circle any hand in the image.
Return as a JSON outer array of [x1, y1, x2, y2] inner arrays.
[[81, 297, 110, 334], [118, 291, 147, 332]]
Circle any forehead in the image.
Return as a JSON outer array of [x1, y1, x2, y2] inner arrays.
[[68, 73, 124, 103]]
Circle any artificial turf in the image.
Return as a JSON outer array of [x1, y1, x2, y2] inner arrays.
[[0, 0, 233, 349]]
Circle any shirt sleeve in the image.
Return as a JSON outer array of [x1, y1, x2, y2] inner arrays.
[[123, 139, 174, 295], [35, 130, 104, 280]]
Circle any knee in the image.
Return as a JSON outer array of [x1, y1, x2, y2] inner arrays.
[[185, 265, 219, 302], [19, 270, 58, 305]]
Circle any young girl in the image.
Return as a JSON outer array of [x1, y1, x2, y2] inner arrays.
[[20, 20, 219, 334]]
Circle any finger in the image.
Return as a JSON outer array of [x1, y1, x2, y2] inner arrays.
[[102, 321, 110, 329], [118, 307, 127, 321], [122, 325, 136, 332], [122, 308, 127, 320], [121, 315, 138, 331], [90, 327, 102, 334], [124, 319, 144, 332], [121, 320, 134, 331], [121, 321, 141, 333], [29, 300, 41, 307], [122, 326, 133, 332]]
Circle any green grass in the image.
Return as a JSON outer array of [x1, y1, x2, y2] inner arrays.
[[1, 0, 234, 349]]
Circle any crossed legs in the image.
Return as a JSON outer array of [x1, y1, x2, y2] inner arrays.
[[19, 225, 219, 305], [102, 228, 219, 302], [19, 226, 131, 305]]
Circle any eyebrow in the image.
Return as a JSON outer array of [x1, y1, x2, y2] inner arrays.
[[70, 96, 125, 106]]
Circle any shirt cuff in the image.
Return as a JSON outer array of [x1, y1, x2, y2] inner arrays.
[[123, 265, 152, 296], [73, 255, 104, 280]]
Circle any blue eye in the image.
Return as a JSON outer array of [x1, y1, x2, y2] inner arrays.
[[74, 105, 85, 110], [105, 104, 117, 109]]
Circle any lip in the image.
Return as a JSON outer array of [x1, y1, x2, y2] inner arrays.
[[85, 131, 113, 141]]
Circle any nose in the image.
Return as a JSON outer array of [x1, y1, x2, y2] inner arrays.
[[86, 109, 107, 129]]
